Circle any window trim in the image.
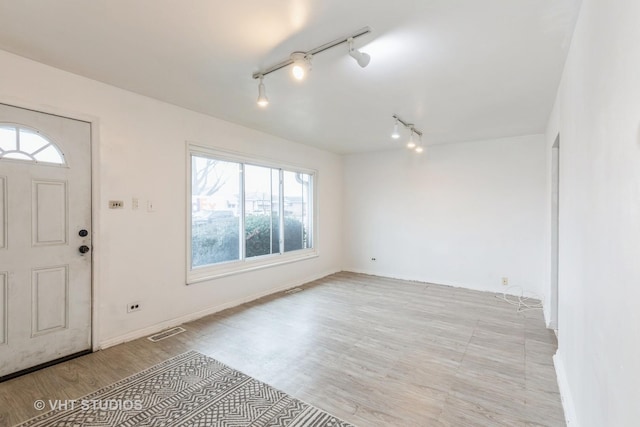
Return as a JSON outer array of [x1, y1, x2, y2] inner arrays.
[[186, 143, 318, 284]]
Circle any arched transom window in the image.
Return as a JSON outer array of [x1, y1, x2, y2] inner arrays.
[[0, 124, 66, 165]]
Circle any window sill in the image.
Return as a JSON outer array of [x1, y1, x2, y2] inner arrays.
[[186, 249, 318, 284]]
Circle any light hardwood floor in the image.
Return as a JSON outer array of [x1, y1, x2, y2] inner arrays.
[[0, 272, 564, 426]]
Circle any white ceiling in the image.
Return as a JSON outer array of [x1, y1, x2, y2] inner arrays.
[[0, 0, 581, 154]]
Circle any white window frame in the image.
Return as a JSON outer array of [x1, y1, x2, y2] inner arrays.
[[186, 143, 318, 284], [0, 123, 67, 166]]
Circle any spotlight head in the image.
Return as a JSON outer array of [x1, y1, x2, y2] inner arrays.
[[291, 52, 311, 80], [407, 130, 416, 149], [391, 120, 400, 139], [348, 38, 371, 68], [292, 65, 305, 80], [415, 134, 424, 153], [256, 76, 269, 107], [350, 51, 371, 68]]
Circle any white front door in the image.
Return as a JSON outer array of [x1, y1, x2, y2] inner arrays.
[[0, 103, 92, 379]]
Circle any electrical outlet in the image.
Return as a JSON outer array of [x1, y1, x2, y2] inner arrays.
[[371, 257, 377, 261], [147, 200, 155, 212], [127, 302, 141, 313], [502, 277, 509, 286], [132, 197, 139, 210], [109, 200, 124, 209]]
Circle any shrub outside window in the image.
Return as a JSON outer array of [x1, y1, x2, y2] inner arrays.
[[188, 146, 316, 283]]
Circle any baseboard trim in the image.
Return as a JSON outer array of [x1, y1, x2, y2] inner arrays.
[[343, 268, 539, 299], [98, 269, 340, 350], [554, 351, 578, 426], [343, 268, 456, 288]]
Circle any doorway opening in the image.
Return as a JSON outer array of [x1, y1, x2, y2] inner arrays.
[[550, 134, 560, 331]]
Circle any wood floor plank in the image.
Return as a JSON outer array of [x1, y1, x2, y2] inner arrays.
[[0, 272, 565, 426]]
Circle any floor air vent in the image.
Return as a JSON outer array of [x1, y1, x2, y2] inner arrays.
[[284, 287, 303, 294], [147, 327, 186, 342]]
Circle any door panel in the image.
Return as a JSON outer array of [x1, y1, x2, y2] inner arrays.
[[0, 103, 91, 378], [0, 272, 6, 345], [32, 180, 68, 246], [32, 266, 68, 336], [0, 176, 5, 249]]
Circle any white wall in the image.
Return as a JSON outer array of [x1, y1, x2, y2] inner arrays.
[[343, 134, 547, 296], [0, 50, 344, 347], [546, 0, 640, 425]]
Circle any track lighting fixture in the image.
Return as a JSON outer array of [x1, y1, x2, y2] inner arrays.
[[256, 75, 268, 107], [415, 134, 424, 153], [252, 27, 371, 107], [347, 37, 371, 68], [391, 114, 425, 154], [290, 52, 312, 80], [391, 119, 400, 139], [407, 131, 416, 149]]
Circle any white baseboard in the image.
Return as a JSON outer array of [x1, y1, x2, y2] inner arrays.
[[98, 269, 340, 349], [554, 351, 578, 426], [343, 268, 454, 288], [343, 268, 538, 299]]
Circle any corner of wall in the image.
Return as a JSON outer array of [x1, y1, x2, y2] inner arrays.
[[554, 351, 578, 426], [543, 73, 563, 331], [543, 303, 552, 328]]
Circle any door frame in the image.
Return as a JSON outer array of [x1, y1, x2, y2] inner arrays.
[[1, 96, 101, 352], [549, 134, 560, 331]]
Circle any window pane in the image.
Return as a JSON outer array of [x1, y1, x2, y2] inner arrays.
[[271, 169, 281, 254], [0, 126, 65, 164], [244, 164, 278, 258], [33, 145, 64, 164], [0, 127, 16, 151], [19, 129, 49, 154], [191, 156, 241, 267], [283, 170, 311, 252], [301, 173, 312, 248], [4, 152, 32, 160]]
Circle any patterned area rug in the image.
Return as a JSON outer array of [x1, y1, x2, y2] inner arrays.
[[18, 351, 354, 426]]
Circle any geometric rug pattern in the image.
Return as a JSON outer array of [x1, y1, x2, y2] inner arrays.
[[18, 351, 354, 426]]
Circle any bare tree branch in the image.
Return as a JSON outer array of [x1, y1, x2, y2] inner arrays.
[[193, 158, 227, 196]]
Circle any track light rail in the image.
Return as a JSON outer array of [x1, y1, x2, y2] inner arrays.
[[252, 27, 371, 79], [392, 114, 423, 137]]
